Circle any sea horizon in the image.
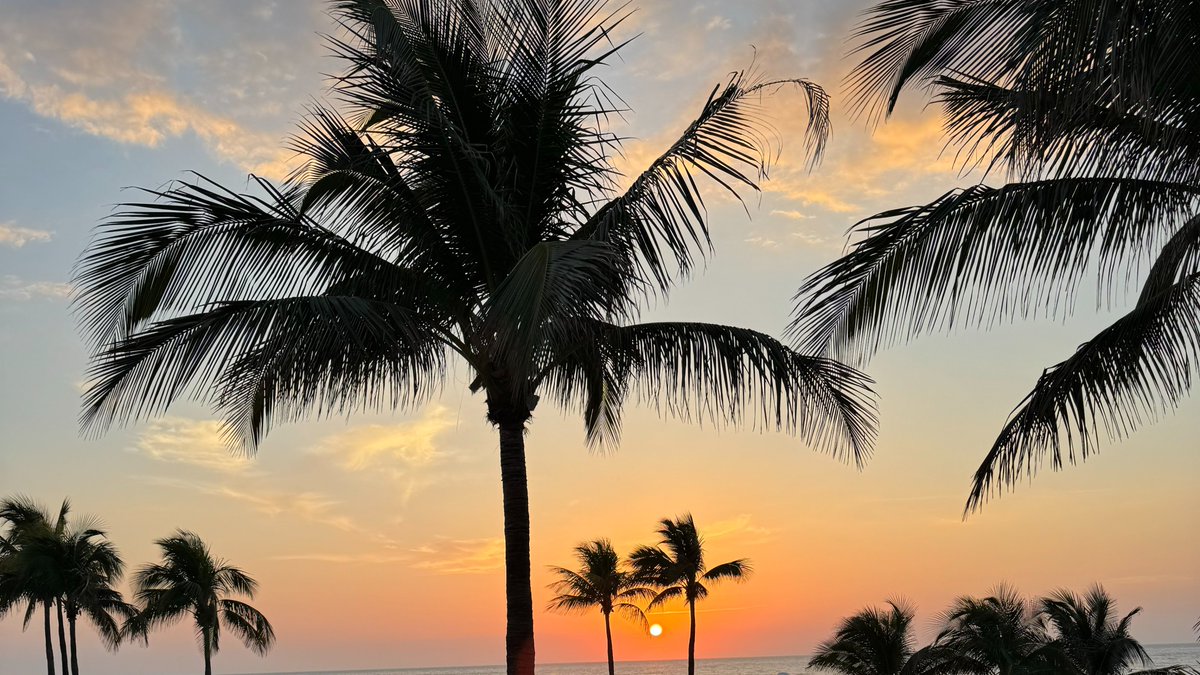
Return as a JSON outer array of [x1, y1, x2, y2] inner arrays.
[[232, 643, 1200, 675]]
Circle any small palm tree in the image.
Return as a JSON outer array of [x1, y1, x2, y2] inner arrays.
[[0, 497, 72, 675], [629, 514, 750, 675], [810, 600, 959, 675], [547, 539, 652, 675], [58, 525, 135, 675], [1038, 586, 1189, 675], [936, 585, 1061, 675], [791, 0, 1200, 513], [127, 531, 274, 675]]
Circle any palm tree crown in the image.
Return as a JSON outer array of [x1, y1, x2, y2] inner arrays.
[[809, 600, 954, 675], [73, 2, 876, 672], [128, 531, 274, 675], [791, 0, 1200, 512], [547, 539, 651, 675], [630, 514, 750, 675]]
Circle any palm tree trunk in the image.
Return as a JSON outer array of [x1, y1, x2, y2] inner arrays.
[[498, 418, 535, 675], [43, 601, 55, 675], [688, 599, 697, 675], [56, 599, 69, 675], [68, 608, 79, 675], [604, 612, 615, 675], [203, 627, 212, 675]]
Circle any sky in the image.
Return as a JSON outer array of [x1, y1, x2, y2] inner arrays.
[[0, 1, 1197, 674]]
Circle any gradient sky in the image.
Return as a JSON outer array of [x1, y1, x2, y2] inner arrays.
[[0, 2, 1196, 674]]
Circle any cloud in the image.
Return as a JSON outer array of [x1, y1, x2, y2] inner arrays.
[[705, 16, 732, 31], [137, 474, 396, 546], [0, 222, 53, 247], [771, 210, 814, 220], [705, 514, 777, 545], [0, 2, 315, 180], [319, 405, 456, 473], [409, 537, 505, 575], [132, 417, 253, 474], [0, 275, 72, 301]]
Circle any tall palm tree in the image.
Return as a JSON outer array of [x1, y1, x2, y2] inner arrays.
[[58, 525, 135, 675], [547, 539, 652, 675], [629, 514, 751, 675], [127, 531, 275, 675], [72, 2, 877, 673], [0, 497, 72, 675], [936, 585, 1062, 675], [810, 600, 962, 675], [791, 0, 1200, 512]]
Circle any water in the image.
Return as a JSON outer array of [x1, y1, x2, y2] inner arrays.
[[245, 644, 1200, 675]]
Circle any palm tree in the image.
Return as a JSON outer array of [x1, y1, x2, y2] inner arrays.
[[72, 2, 877, 673], [629, 514, 751, 675], [810, 600, 961, 675], [547, 539, 652, 675], [1038, 586, 1192, 675], [790, 0, 1200, 512], [0, 497, 72, 675], [127, 531, 275, 675], [58, 525, 136, 675], [936, 586, 1062, 675]]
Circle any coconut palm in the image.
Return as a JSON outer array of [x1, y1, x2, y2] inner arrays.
[[629, 514, 751, 675], [936, 586, 1064, 675], [57, 526, 136, 675], [1038, 586, 1194, 675], [127, 531, 274, 675], [810, 600, 962, 675], [73, 2, 877, 673], [547, 539, 652, 675], [0, 497, 72, 675], [791, 0, 1200, 512]]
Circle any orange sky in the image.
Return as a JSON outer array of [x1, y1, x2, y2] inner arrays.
[[0, 2, 1196, 674]]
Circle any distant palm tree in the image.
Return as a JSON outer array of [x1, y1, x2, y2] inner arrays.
[[1038, 586, 1192, 675], [810, 600, 961, 675], [548, 539, 652, 675], [629, 514, 751, 675], [74, 2, 876, 673], [58, 526, 135, 675], [791, 0, 1200, 512], [936, 586, 1061, 675], [0, 497, 72, 675], [127, 531, 274, 675]]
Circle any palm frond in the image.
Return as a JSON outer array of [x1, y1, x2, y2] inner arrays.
[[575, 70, 830, 294], [793, 178, 1200, 363], [967, 272, 1200, 511], [219, 599, 275, 655]]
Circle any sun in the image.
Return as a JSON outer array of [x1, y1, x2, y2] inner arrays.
[[649, 623, 663, 637]]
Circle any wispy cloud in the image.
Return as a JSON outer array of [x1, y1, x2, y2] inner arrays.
[[132, 417, 253, 474], [409, 537, 505, 575], [0, 222, 53, 247], [705, 513, 777, 545], [319, 405, 456, 473], [0, 275, 72, 301]]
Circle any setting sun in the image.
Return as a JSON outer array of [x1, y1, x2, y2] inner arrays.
[[648, 624, 663, 638]]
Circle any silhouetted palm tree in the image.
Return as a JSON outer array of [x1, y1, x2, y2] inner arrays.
[[1038, 586, 1193, 675], [73, 2, 876, 673], [630, 514, 750, 675], [937, 586, 1062, 675], [58, 526, 135, 675], [548, 539, 651, 675], [810, 600, 961, 675], [0, 497, 72, 675], [127, 531, 274, 675], [791, 0, 1200, 512]]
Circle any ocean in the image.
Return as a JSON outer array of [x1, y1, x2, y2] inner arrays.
[[245, 644, 1200, 675]]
